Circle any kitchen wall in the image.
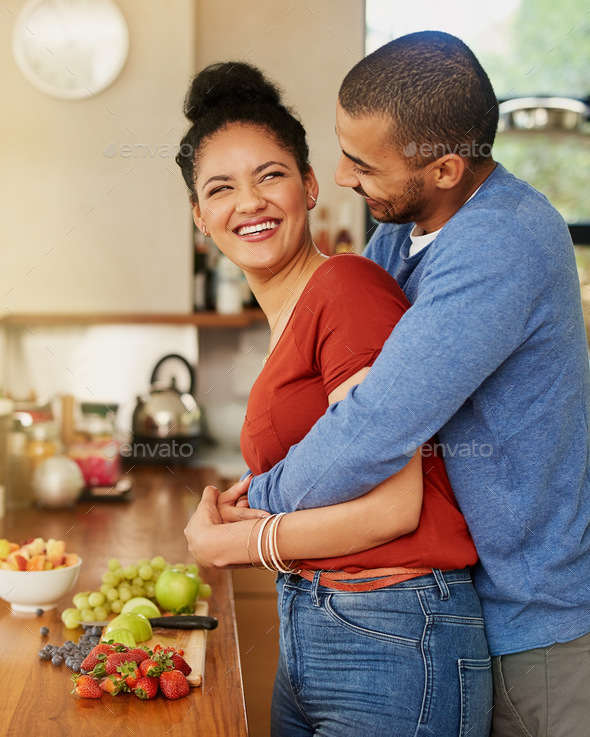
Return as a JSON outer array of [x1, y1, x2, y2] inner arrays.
[[1, 0, 366, 435], [1, 0, 196, 314]]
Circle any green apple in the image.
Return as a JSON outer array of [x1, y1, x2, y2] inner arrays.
[[155, 568, 200, 612], [121, 596, 160, 618], [104, 612, 153, 642]]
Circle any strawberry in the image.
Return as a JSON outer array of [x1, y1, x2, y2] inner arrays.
[[105, 652, 135, 675], [72, 674, 103, 699], [99, 674, 127, 696], [159, 669, 190, 700], [126, 648, 150, 665], [139, 658, 164, 677], [134, 675, 159, 700], [80, 643, 115, 672], [120, 662, 142, 690], [168, 652, 192, 676]]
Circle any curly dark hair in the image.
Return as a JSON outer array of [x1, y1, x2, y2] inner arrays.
[[176, 61, 310, 202], [338, 31, 498, 169]]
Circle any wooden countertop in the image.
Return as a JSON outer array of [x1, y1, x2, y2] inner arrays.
[[0, 467, 248, 737]]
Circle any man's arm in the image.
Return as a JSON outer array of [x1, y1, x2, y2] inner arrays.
[[248, 211, 537, 514]]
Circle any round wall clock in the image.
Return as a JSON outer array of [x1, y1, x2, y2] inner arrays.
[[12, 0, 129, 100]]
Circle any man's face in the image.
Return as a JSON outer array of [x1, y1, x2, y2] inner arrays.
[[335, 102, 428, 226]]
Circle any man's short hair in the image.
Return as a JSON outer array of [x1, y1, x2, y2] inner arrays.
[[339, 31, 499, 169]]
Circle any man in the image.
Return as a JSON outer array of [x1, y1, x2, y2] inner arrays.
[[232, 31, 590, 736]]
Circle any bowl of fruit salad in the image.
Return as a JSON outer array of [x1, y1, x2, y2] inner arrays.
[[0, 537, 82, 612]]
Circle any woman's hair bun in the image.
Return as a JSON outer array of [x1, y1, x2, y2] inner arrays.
[[184, 61, 282, 122]]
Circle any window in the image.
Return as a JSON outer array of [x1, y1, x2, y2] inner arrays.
[[365, 0, 590, 227]]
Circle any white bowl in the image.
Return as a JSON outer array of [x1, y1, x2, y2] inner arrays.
[[0, 558, 82, 612]]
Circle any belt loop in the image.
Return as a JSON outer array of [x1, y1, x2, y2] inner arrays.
[[311, 570, 322, 607], [432, 568, 450, 601]]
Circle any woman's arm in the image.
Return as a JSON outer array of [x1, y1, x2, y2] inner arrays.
[[186, 445, 421, 569], [187, 366, 423, 568]]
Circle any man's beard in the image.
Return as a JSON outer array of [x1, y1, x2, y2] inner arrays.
[[360, 170, 426, 225]]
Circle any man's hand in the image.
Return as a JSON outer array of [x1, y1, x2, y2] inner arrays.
[[218, 475, 270, 523]]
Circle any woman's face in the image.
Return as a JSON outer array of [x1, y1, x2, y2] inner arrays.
[[193, 124, 318, 279]]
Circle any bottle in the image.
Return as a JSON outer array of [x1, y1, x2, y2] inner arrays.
[[193, 230, 212, 312], [0, 398, 15, 517], [313, 206, 332, 255], [215, 256, 244, 314], [5, 418, 33, 510], [333, 201, 356, 254]]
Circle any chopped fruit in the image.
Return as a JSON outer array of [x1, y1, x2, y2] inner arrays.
[[0, 537, 78, 571], [159, 669, 190, 700], [134, 675, 159, 700], [101, 628, 137, 649], [72, 674, 103, 699]]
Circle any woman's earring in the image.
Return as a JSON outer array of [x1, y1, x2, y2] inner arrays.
[[309, 194, 317, 203], [201, 226, 209, 237]]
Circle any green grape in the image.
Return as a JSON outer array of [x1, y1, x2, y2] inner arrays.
[[186, 563, 200, 577], [199, 583, 212, 599], [137, 558, 151, 568], [106, 587, 119, 602], [102, 571, 120, 587], [118, 586, 132, 602], [80, 609, 95, 622], [74, 595, 90, 611], [88, 591, 105, 608], [131, 584, 145, 597], [103, 601, 111, 614], [132, 576, 144, 588], [150, 555, 167, 570], [138, 565, 153, 580], [123, 565, 138, 579], [72, 591, 91, 608], [93, 606, 108, 621], [62, 609, 83, 629], [144, 581, 155, 598], [99, 583, 110, 595], [110, 599, 123, 614], [108, 558, 121, 572], [173, 563, 186, 572]]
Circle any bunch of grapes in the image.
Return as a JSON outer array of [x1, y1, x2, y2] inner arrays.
[[61, 556, 211, 629]]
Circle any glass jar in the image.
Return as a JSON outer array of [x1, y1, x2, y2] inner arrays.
[[26, 421, 61, 474], [69, 403, 121, 487]]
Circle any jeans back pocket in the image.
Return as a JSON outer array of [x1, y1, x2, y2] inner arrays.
[[459, 657, 493, 737]]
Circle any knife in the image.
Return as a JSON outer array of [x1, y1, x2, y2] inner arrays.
[[82, 615, 218, 630]]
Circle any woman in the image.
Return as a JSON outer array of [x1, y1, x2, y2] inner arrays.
[[177, 62, 492, 737]]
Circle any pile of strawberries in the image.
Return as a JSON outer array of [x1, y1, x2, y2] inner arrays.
[[71, 642, 191, 701]]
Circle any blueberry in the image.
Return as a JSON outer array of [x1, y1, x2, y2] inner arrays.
[[51, 655, 63, 666], [39, 626, 49, 637], [35, 608, 44, 617], [90, 627, 102, 637], [38, 650, 50, 660]]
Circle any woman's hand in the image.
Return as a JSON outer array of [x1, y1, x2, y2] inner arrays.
[[184, 486, 225, 568], [217, 475, 270, 523], [184, 485, 267, 568]]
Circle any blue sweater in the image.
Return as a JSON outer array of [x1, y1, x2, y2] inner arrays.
[[248, 164, 590, 656]]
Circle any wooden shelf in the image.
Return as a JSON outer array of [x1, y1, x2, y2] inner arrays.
[[1, 308, 267, 329]]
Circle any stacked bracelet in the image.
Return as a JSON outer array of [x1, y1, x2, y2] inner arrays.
[[252, 513, 300, 574]]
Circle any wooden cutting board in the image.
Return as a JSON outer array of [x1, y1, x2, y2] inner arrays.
[[104, 601, 210, 688]]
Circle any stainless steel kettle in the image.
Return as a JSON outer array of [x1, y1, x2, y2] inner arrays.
[[131, 355, 201, 464]]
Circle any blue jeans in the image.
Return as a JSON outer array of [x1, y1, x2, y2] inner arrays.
[[271, 569, 492, 737]]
